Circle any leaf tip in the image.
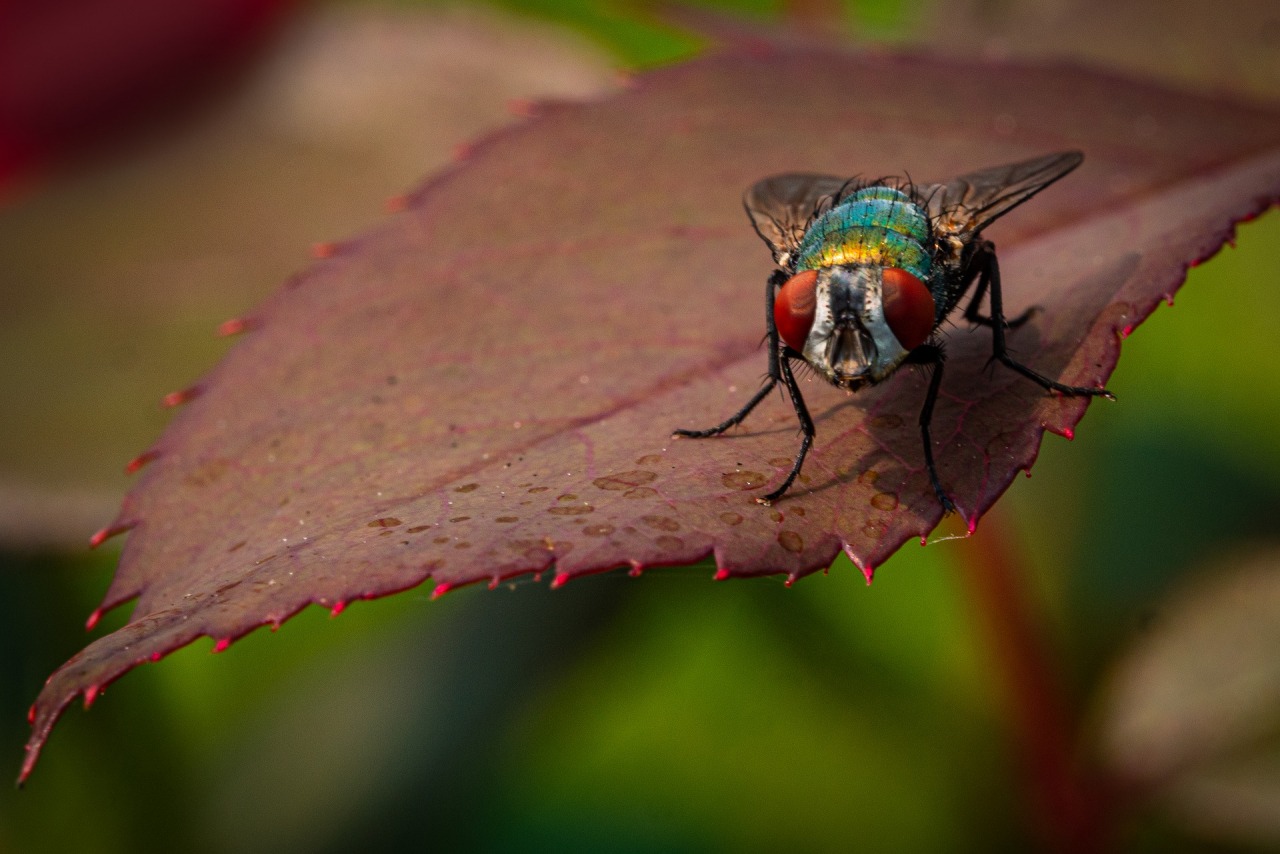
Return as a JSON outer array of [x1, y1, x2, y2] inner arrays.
[[860, 563, 876, 585], [384, 194, 409, 214], [713, 568, 731, 581], [550, 572, 571, 590], [329, 600, 346, 618], [430, 582, 452, 600], [83, 685, 100, 709], [89, 521, 134, 550], [211, 638, 231, 654], [161, 386, 202, 409], [216, 317, 253, 337], [84, 608, 102, 631], [124, 449, 160, 474], [784, 572, 797, 588], [311, 241, 338, 259]]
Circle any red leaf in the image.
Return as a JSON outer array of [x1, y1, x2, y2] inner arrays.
[[21, 46, 1280, 782]]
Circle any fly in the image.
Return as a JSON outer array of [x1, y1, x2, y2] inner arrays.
[[675, 151, 1114, 511]]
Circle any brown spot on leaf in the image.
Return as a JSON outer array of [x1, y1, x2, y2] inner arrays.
[[528, 486, 549, 493], [406, 525, 430, 533], [449, 516, 471, 523], [635, 454, 663, 465], [367, 517, 402, 528], [547, 505, 593, 515], [509, 539, 547, 551], [792, 507, 806, 516], [184, 457, 230, 488], [454, 541, 471, 549], [869, 414, 903, 430], [641, 515, 680, 532], [858, 470, 879, 485], [227, 540, 246, 553], [722, 470, 766, 490], [593, 470, 657, 490], [769, 510, 783, 523], [655, 535, 684, 550], [624, 487, 658, 499], [433, 536, 450, 544], [768, 457, 793, 468], [454, 483, 480, 493], [719, 512, 743, 526], [495, 516, 519, 523], [870, 492, 899, 511], [557, 493, 579, 502], [778, 531, 804, 553], [582, 524, 615, 537]]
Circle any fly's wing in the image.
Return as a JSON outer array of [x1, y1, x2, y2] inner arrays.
[[919, 151, 1084, 239], [743, 173, 849, 268]]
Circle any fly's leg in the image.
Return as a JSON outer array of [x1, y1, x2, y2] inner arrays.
[[905, 344, 956, 513], [758, 351, 815, 505], [981, 245, 1116, 400], [963, 241, 1037, 329], [675, 269, 815, 503], [674, 270, 786, 439]]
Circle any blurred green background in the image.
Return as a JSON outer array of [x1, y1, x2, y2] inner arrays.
[[3, 1, 1279, 851]]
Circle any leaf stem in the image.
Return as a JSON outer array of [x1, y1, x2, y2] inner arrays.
[[958, 505, 1112, 852]]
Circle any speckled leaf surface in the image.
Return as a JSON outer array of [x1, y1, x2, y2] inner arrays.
[[21, 46, 1280, 781]]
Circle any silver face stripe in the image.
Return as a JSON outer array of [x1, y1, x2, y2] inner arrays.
[[801, 274, 837, 372], [859, 269, 910, 381]]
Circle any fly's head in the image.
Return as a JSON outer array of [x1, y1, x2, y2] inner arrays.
[[773, 265, 936, 390]]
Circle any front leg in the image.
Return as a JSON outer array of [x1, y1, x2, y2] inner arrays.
[[674, 269, 788, 438], [980, 248, 1115, 399], [758, 351, 815, 505], [905, 344, 956, 513]]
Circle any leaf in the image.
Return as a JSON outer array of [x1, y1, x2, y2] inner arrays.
[[1093, 547, 1280, 846], [21, 44, 1280, 782]]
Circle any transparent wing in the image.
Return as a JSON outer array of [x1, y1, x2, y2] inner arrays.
[[918, 151, 1083, 238], [743, 173, 849, 267]]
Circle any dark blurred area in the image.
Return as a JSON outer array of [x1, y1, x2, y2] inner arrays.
[[0, 0, 297, 189]]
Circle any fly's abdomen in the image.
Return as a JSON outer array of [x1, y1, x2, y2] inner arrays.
[[794, 187, 931, 279]]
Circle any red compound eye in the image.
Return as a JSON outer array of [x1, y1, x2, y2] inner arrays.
[[881, 267, 935, 351], [774, 269, 818, 353]]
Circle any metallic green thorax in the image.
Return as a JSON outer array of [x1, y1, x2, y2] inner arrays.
[[793, 187, 931, 280]]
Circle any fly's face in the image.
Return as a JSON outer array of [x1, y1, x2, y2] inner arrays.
[[773, 264, 936, 390]]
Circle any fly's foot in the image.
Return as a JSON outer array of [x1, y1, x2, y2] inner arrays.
[[1048, 382, 1116, 402]]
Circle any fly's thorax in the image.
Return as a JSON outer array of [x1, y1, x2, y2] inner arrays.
[[771, 265, 936, 391], [794, 187, 933, 278]]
